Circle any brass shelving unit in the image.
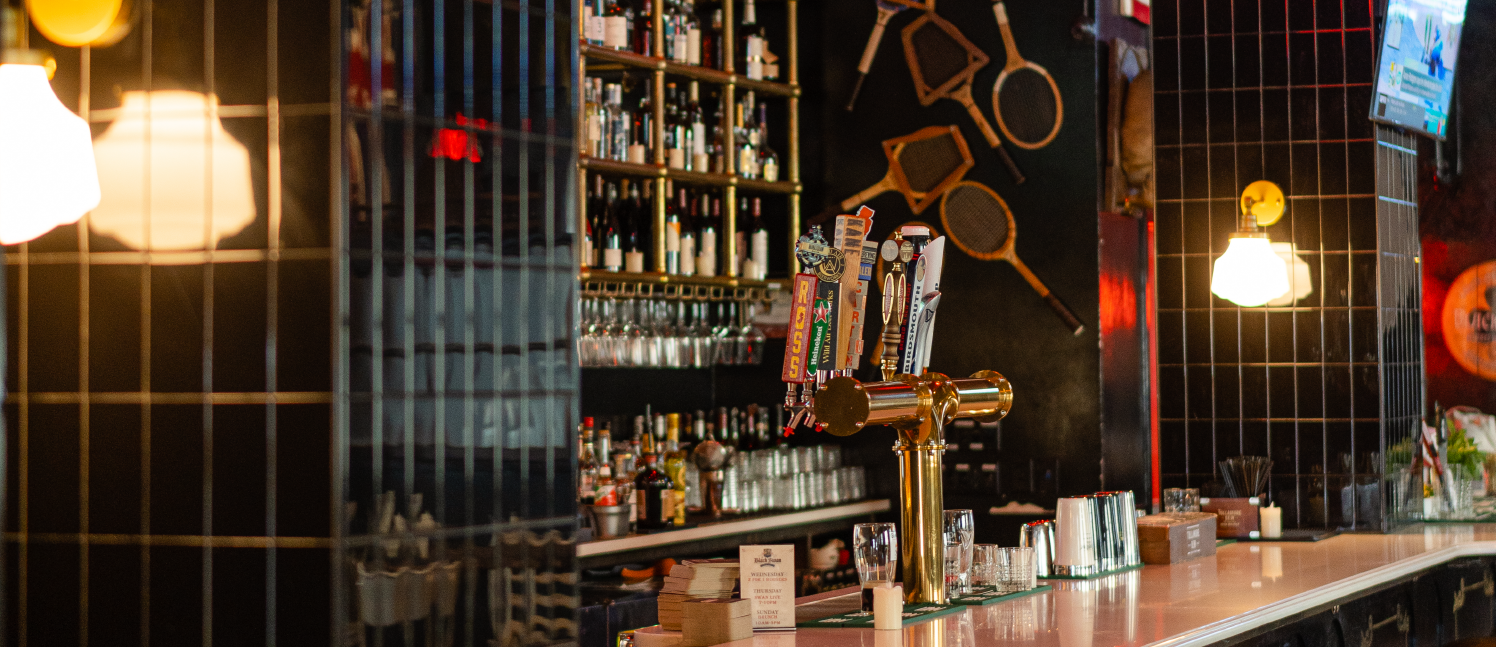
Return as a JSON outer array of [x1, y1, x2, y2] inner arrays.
[[575, 0, 801, 290]]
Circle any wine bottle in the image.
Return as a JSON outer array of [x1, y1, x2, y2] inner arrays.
[[629, 94, 650, 164], [736, 196, 750, 275], [584, 78, 603, 157], [664, 184, 682, 274], [603, 0, 630, 50], [664, 83, 685, 169], [677, 188, 698, 277], [740, 0, 764, 80], [605, 83, 629, 161], [602, 182, 624, 271], [583, 0, 605, 46], [583, 174, 603, 267], [709, 90, 728, 173], [750, 197, 768, 280], [683, 0, 703, 66], [708, 8, 724, 70], [757, 102, 779, 182], [687, 81, 707, 173], [698, 195, 719, 277], [624, 180, 647, 272], [594, 427, 617, 505]]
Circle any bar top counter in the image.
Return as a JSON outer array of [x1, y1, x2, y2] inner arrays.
[[683, 525, 1496, 647]]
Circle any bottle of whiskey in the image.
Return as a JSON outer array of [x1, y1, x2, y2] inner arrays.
[[578, 418, 598, 505], [593, 426, 617, 505], [757, 102, 779, 182], [740, 0, 765, 80], [602, 0, 630, 51], [664, 184, 682, 274], [605, 83, 629, 161], [634, 433, 673, 529], [697, 194, 719, 277], [663, 413, 688, 525], [750, 197, 769, 279], [678, 188, 697, 277], [687, 82, 708, 172]]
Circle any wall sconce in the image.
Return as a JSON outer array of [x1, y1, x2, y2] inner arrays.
[[1210, 180, 1291, 307], [0, 7, 101, 245]]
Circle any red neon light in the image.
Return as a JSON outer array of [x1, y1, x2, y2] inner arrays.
[[429, 113, 486, 162]]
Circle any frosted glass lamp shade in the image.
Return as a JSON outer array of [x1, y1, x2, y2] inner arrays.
[[1210, 236, 1291, 307], [90, 91, 256, 251], [0, 63, 101, 245]]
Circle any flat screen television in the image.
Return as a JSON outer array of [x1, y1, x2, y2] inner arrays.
[[1370, 0, 1467, 139]]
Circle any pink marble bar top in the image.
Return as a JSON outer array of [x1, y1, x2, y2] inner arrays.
[[730, 525, 1496, 647]]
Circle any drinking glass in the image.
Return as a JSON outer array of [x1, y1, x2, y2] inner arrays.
[[943, 509, 975, 595], [971, 544, 1002, 587], [997, 547, 1036, 593], [853, 522, 898, 611]]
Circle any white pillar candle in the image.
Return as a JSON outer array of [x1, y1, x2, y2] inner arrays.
[[1259, 504, 1282, 539], [873, 584, 903, 631]]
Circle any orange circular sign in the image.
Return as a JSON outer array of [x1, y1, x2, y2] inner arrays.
[[1442, 260, 1496, 381]]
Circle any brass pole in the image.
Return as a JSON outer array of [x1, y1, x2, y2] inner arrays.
[[787, 0, 801, 271], [577, 0, 589, 269], [652, 0, 667, 273]]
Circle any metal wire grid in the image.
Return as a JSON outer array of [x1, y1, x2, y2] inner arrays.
[[339, 0, 578, 645], [1152, 0, 1420, 530], [1374, 124, 1423, 527], [2, 0, 578, 644]]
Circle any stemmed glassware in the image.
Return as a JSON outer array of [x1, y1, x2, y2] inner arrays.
[[578, 295, 768, 368]]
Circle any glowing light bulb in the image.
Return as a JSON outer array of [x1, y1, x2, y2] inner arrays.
[[0, 63, 101, 245], [89, 90, 256, 251], [1210, 236, 1291, 307]]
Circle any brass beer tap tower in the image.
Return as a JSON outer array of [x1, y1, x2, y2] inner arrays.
[[815, 371, 1012, 604], [780, 217, 1014, 604]]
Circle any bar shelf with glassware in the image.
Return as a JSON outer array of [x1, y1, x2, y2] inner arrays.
[[577, 0, 801, 289]]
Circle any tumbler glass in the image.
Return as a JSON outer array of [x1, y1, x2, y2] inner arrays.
[[971, 544, 1002, 587], [943, 509, 975, 595], [853, 522, 898, 611], [997, 547, 1036, 593]]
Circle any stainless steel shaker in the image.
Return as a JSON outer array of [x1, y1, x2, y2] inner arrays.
[[1020, 519, 1057, 577]]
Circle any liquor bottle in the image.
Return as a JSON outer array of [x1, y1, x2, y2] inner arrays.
[[757, 102, 780, 182], [663, 413, 688, 525], [707, 8, 724, 70], [677, 85, 696, 171], [624, 180, 647, 272], [602, 182, 624, 271], [585, 78, 604, 157], [750, 197, 768, 279], [582, 175, 600, 268], [605, 83, 629, 161], [602, 0, 630, 50], [664, 83, 685, 169], [594, 426, 618, 505], [735, 96, 758, 179], [683, 0, 702, 66], [734, 407, 757, 451], [629, 95, 650, 164], [709, 91, 728, 173], [687, 81, 707, 172], [664, 184, 682, 274], [740, 0, 765, 80], [583, 0, 604, 46], [631, 0, 650, 55], [634, 434, 673, 529], [736, 196, 750, 275], [697, 195, 719, 277], [578, 418, 598, 505], [612, 450, 636, 526], [678, 188, 697, 277]]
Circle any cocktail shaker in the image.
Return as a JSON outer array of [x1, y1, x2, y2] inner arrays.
[[1020, 520, 1057, 577], [1054, 497, 1097, 577]]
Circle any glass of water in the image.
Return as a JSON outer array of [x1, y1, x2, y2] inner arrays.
[[996, 547, 1036, 593], [943, 509, 975, 595], [971, 544, 1002, 587], [853, 522, 898, 611]]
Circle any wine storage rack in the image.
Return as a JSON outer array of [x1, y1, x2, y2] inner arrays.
[[574, 0, 801, 296]]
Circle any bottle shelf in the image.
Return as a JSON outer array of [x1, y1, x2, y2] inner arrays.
[[580, 269, 787, 301], [577, 499, 891, 564], [580, 156, 799, 194], [581, 43, 798, 97]]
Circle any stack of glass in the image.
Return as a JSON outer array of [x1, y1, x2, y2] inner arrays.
[[720, 445, 867, 514], [578, 296, 766, 368]]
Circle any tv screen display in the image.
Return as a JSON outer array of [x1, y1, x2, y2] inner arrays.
[[1370, 0, 1467, 139]]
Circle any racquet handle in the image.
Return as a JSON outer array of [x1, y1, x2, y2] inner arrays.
[[840, 173, 897, 211], [847, 74, 868, 111], [994, 142, 1025, 184], [1043, 293, 1085, 336]]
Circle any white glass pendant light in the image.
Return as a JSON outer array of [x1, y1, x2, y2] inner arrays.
[[1210, 181, 1292, 307], [0, 44, 101, 244], [89, 90, 256, 250]]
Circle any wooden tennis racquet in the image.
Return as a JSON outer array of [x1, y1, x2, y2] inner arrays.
[[939, 181, 1083, 334], [990, 1, 1063, 150], [839, 125, 974, 214], [901, 11, 1024, 184]]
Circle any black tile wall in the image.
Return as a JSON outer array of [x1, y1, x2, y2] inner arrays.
[[1155, 0, 1421, 531], [5, 0, 579, 643]]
